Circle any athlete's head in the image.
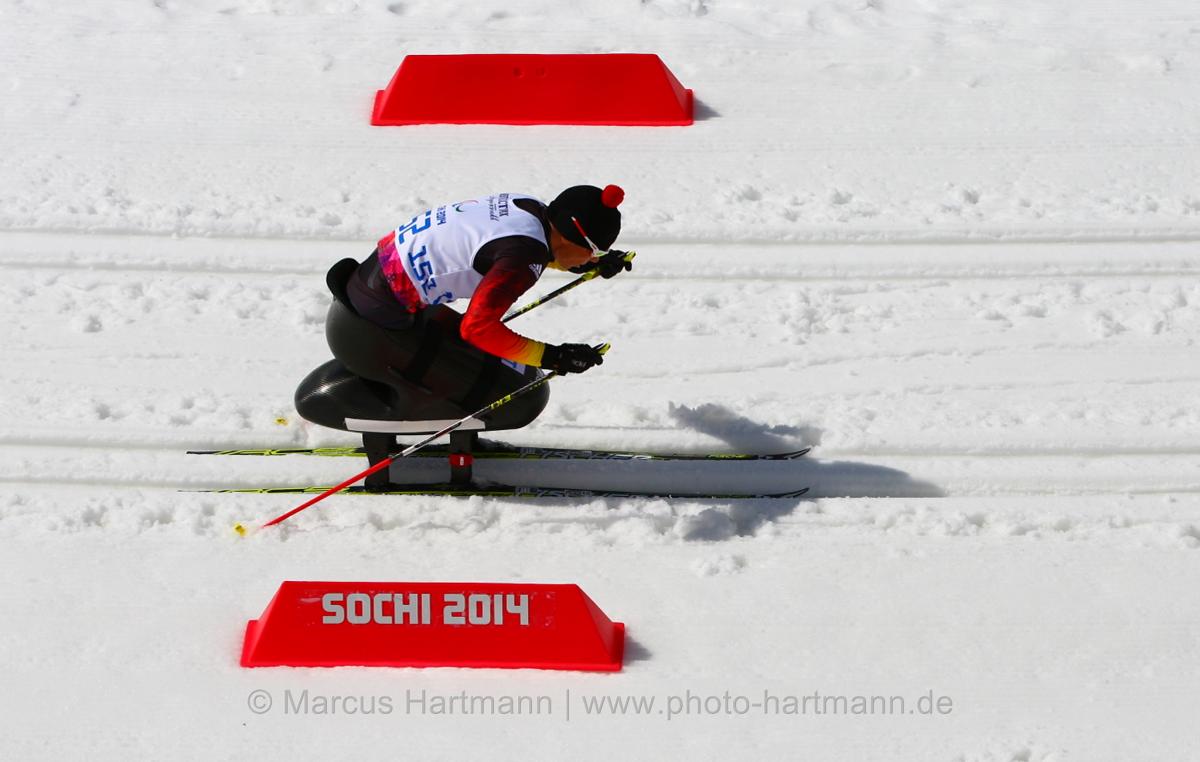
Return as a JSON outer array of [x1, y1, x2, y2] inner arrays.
[[547, 184, 624, 268]]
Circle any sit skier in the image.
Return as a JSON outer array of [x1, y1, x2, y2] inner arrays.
[[315, 183, 632, 487]]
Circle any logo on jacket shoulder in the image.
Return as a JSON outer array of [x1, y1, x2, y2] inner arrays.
[[528, 264, 544, 279]]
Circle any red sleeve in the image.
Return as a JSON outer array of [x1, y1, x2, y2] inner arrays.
[[460, 259, 547, 366]]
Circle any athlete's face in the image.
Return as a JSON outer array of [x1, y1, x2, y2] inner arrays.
[[549, 226, 600, 269]]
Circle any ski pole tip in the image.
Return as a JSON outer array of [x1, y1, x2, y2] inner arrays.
[[234, 522, 263, 537]]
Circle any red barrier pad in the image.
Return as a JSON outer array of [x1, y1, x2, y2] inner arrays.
[[241, 581, 625, 671], [371, 54, 693, 126]]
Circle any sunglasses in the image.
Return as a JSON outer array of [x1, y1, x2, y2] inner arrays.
[[570, 216, 608, 257]]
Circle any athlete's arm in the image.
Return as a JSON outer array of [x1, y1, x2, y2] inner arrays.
[[460, 242, 550, 366]]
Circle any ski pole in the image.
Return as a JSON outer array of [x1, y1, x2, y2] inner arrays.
[[234, 343, 611, 536], [502, 251, 636, 323]]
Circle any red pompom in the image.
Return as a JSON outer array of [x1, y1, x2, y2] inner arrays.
[[601, 184, 625, 208]]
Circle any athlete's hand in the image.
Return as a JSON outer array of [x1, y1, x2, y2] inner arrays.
[[595, 250, 633, 279], [541, 343, 605, 374]]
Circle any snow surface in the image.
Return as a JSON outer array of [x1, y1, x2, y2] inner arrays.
[[3, 1, 1200, 760]]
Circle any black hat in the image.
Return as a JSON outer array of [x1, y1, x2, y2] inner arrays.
[[548, 184, 624, 251]]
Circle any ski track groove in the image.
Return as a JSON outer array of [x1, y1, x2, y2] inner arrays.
[[7, 439, 1200, 458], [3, 232, 1200, 284], [5, 228, 1200, 247], [3, 259, 1198, 283], [3, 443, 1199, 499], [3, 476, 1199, 499]]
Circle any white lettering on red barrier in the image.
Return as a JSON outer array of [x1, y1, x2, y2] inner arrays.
[[321, 592, 530, 626]]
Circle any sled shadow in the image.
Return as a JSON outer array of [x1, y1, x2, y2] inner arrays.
[[475, 455, 942, 541], [669, 402, 824, 452], [801, 460, 946, 500], [406, 401, 944, 540], [666, 401, 946, 503]]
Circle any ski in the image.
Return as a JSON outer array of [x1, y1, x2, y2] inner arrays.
[[197, 483, 810, 499], [187, 443, 812, 462]]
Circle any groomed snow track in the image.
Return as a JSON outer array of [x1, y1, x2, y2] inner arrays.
[[2, 231, 1198, 502]]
